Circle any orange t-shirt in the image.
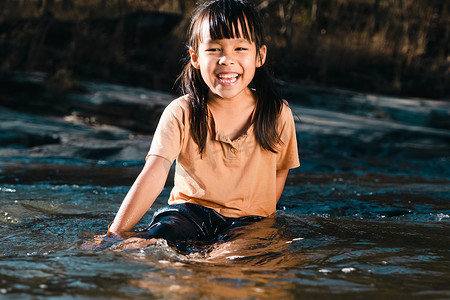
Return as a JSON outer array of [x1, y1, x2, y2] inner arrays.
[[148, 95, 300, 218]]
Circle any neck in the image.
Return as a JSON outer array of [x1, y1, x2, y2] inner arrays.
[[207, 88, 256, 111]]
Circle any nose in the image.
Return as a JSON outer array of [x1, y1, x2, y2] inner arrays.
[[218, 50, 235, 65]]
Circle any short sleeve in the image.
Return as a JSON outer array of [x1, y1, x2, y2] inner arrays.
[[147, 99, 186, 163], [276, 103, 300, 171]]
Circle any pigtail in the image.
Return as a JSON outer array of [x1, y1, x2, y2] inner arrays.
[[253, 65, 284, 153], [178, 59, 210, 156]]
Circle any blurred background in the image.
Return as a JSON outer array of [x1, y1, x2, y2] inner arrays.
[[0, 0, 448, 99], [0, 0, 449, 182]]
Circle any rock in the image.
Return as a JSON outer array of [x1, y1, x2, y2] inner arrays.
[[280, 82, 450, 130], [0, 72, 449, 180], [0, 106, 152, 165], [0, 74, 175, 166], [66, 81, 173, 134], [0, 72, 174, 134]]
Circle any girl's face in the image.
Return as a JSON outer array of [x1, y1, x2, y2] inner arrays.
[[189, 21, 266, 102]]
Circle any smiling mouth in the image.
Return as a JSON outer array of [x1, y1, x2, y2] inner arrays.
[[217, 73, 239, 84]]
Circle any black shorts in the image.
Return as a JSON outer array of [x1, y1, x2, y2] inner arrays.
[[134, 203, 263, 250]]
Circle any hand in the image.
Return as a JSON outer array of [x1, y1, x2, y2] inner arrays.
[[80, 233, 123, 250]]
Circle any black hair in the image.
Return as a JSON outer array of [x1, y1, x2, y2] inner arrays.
[[178, 0, 283, 155]]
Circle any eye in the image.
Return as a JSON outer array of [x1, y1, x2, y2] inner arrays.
[[236, 47, 248, 51], [206, 48, 220, 52]]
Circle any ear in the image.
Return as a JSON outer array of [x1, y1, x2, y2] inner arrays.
[[189, 47, 201, 69], [256, 45, 267, 68]]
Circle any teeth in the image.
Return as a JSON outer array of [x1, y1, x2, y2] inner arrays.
[[217, 73, 238, 83], [218, 73, 238, 79]]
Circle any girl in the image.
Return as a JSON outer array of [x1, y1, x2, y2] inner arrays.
[[108, 0, 300, 249]]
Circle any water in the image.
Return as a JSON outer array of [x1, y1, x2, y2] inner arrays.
[[0, 169, 449, 299], [1, 82, 449, 299]]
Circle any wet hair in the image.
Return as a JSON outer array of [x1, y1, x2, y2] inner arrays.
[[178, 0, 283, 155]]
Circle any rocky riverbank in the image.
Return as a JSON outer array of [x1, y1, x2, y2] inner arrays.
[[0, 72, 449, 186]]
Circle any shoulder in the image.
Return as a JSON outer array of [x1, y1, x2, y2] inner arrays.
[[155, 95, 191, 130], [165, 95, 190, 112], [279, 100, 295, 121], [161, 95, 191, 121]]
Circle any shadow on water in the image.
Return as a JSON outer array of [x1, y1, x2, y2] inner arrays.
[[0, 78, 449, 299]]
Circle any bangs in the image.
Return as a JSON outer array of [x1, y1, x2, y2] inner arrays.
[[207, 5, 253, 42], [190, 0, 263, 47]]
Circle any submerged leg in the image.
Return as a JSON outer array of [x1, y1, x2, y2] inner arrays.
[[136, 203, 230, 251], [137, 213, 202, 242]]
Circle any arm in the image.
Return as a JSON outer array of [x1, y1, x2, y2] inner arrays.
[[108, 155, 171, 235], [276, 168, 289, 202]]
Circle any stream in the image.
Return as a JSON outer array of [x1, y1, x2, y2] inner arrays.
[[0, 77, 449, 299]]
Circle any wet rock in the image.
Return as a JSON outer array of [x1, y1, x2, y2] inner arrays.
[[0, 105, 153, 165], [0, 131, 60, 148], [287, 89, 450, 178], [280, 82, 450, 130], [0, 72, 173, 133], [0, 72, 53, 113], [428, 108, 450, 130], [66, 81, 173, 134], [0, 72, 174, 165], [0, 72, 449, 181]]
